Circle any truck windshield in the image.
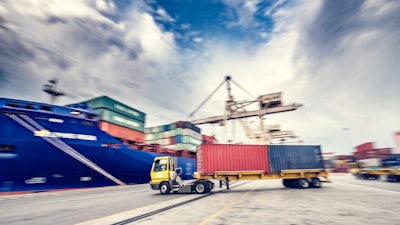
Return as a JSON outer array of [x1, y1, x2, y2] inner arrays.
[[153, 159, 167, 172]]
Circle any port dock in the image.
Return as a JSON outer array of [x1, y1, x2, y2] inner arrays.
[[1, 174, 399, 225]]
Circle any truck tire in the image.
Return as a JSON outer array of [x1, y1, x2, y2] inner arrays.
[[194, 181, 208, 194], [297, 178, 309, 189], [309, 177, 321, 188], [160, 182, 171, 194]]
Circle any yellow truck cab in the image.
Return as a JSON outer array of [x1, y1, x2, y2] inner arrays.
[[149, 156, 214, 194]]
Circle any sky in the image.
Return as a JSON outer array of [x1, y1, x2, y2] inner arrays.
[[1, 0, 399, 155]]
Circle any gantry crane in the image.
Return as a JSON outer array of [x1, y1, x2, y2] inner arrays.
[[188, 76, 302, 144]]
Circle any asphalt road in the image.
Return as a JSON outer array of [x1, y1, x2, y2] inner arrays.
[[1, 174, 399, 225]]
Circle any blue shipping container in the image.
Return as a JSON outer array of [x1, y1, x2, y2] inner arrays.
[[164, 124, 170, 131], [191, 124, 201, 133], [382, 154, 400, 167], [268, 145, 324, 173], [176, 134, 182, 143]]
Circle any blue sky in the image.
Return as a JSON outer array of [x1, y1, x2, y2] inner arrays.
[[1, 0, 400, 155]]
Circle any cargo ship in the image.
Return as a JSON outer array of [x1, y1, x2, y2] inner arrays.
[[0, 95, 197, 193]]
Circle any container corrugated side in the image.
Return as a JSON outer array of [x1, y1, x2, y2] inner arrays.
[[268, 145, 324, 173], [98, 109, 144, 132], [99, 121, 144, 142], [197, 144, 269, 175]]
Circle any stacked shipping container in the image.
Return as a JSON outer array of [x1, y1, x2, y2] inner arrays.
[[351, 142, 392, 169], [197, 144, 324, 175], [382, 154, 400, 167], [145, 121, 202, 154], [353, 148, 392, 160], [355, 142, 375, 152], [81, 96, 146, 143]]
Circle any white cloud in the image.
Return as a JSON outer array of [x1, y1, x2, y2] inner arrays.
[[222, 0, 260, 28], [1, 0, 399, 155], [95, 0, 116, 14], [156, 7, 175, 22], [193, 37, 203, 43]]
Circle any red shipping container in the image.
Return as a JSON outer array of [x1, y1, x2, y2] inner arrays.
[[202, 135, 215, 144], [197, 144, 269, 175], [375, 148, 391, 156], [169, 136, 176, 145], [99, 121, 145, 143], [356, 142, 375, 152]]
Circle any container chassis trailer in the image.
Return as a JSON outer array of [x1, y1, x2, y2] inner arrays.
[[149, 156, 331, 194], [354, 168, 400, 182]]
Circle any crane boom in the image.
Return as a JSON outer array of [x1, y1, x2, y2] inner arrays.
[[190, 103, 302, 125]]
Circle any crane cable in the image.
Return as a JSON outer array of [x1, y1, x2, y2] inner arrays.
[[231, 79, 256, 100], [187, 78, 226, 119]]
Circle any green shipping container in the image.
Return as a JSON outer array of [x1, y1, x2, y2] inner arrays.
[[98, 109, 144, 132], [86, 96, 145, 122]]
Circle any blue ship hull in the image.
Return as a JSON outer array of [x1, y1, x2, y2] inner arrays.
[[0, 98, 196, 193]]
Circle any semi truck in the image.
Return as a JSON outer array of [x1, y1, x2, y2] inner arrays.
[[149, 144, 331, 194], [350, 162, 400, 182]]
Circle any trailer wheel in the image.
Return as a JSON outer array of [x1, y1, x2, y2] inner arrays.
[[159, 182, 171, 194], [309, 177, 321, 188], [194, 181, 208, 194], [297, 178, 309, 189]]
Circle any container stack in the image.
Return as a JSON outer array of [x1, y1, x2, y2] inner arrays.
[[82, 96, 146, 144], [353, 142, 392, 160], [145, 121, 201, 156], [351, 142, 392, 169]]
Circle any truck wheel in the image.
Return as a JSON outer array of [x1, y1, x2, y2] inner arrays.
[[297, 178, 309, 189], [194, 181, 208, 194], [160, 182, 171, 194], [309, 177, 321, 188]]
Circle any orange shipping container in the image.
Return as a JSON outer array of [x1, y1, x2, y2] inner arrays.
[[99, 121, 145, 143]]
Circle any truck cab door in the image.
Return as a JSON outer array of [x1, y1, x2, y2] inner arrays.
[[150, 158, 170, 183]]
